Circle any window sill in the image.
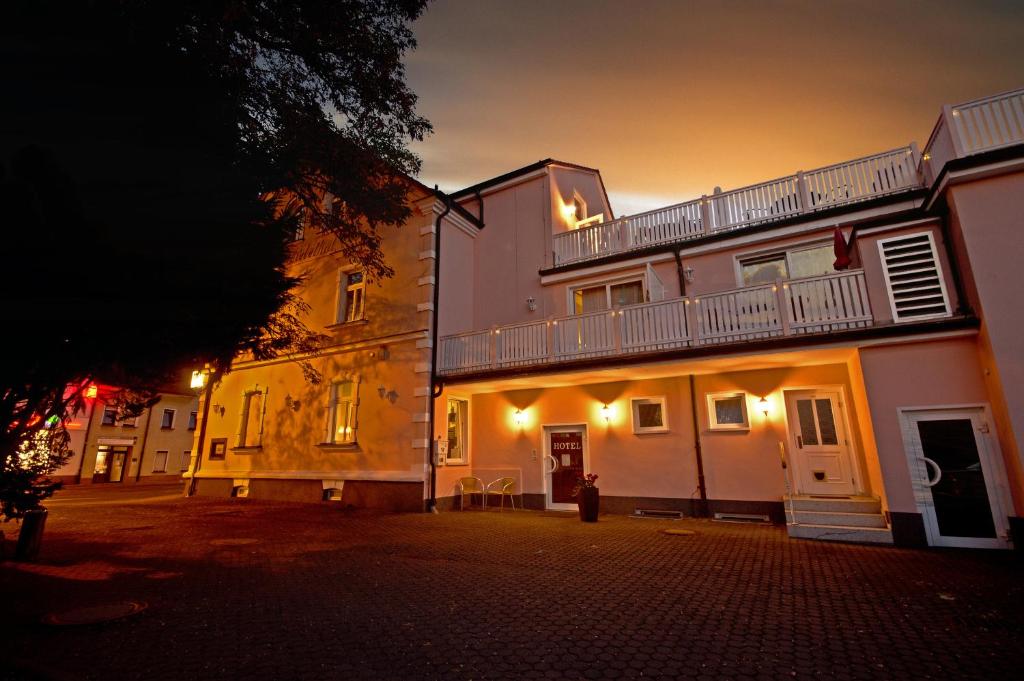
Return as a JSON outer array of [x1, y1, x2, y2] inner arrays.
[[160, 427, 174, 431], [633, 428, 670, 435], [230, 446, 262, 454], [707, 426, 750, 432], [325, 319, 369, 331], [316, 442, 360, 452], [444, 460, 468, 467]]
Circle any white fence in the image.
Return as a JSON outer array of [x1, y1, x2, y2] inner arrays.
[[551, 146, 922, 266], [439, 270, 873, 374], [949, 88, 1024, 156]]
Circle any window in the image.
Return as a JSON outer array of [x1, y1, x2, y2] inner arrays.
[[161, 409, 175, 429], [572, 279, 644, 314], [152, 450, 168, 473], [573, 193, 587, 222], [180, 450, 192, 471], [121, 415, 138, 428], [631, 397, 669, 434], [877, 232, 950, 321], [446, 398, 469, 465], [289, 208, 306, 242], [738, 243, 834, 286], [707, 392, 750, 430], [102, 407, 117, 426], [325, 380, 358, 444], [188, 411, 197, 430], [237, 388, 266, 448], [337, 271, 365, 323], [209, 438, 227, 461]]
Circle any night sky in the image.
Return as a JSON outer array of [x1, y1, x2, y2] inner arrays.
[[408, 0, 1024, 214]]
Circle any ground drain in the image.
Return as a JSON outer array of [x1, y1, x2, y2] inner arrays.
[[210, 538, 259, 546], [43, 601, 147, 626], [662, 529, 697, 536]]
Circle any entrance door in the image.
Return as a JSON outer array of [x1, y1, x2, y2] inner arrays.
[[93, 445, 128, 483], [902, 409, 1011, 549], [785, 389, 857, 495], [544, 426, 587, 511]]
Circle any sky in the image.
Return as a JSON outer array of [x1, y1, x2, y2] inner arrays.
[[406, 0, 1024, 215]]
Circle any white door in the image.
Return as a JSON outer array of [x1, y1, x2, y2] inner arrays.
[[543, 425, 587, 511], [901, 408, 1011, 549], [785, 389, 857, 496]]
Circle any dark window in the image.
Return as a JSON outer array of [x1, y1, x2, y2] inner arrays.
[[161, 409, 175, 429], [188, 411, 197, 430], [102, 408, 117, 426], [209, 438, 228, 461]]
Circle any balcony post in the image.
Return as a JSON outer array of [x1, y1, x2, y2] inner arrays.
[[699, 195, 713, 232], [612, 308, 623, 354], [908, 141, 923, 181], [684, 298, 698, 346], [545, 317, 555, 364], [943, 104, 967, 158], [489, 325, 498, 368], [776, 279, 791, 336], [796, 171, 812, 214]]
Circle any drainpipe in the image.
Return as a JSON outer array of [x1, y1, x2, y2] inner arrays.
[[672, 250, 687, 296], [134, 402, 155, 482], [937, 212, 972, 316], [688, 375, 708, 518], [75, 393, 98, 484], [426, 191, 452, 513]]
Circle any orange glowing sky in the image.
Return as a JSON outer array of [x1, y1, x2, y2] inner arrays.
[[408, 0, 1024, 215]]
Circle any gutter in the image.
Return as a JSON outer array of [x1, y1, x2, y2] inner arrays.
[[426, 191, 452, 513], [688, 375, 708, 517]]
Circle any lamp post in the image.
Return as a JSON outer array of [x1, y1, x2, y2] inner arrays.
[[186, 365, 215, 497]]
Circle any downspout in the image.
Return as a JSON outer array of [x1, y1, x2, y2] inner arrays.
[[688, 375, 708, 518], [937, 212, 972, 316], [134, 402, 155, 482], [672, 250, 687, 296], [426, 191, 452, 513], [75, 394, 98, 483]]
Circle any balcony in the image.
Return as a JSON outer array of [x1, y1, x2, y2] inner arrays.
[[439, 270, 873, 376], [552, 146, 923, 266]]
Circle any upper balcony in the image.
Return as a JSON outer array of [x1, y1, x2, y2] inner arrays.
[[552, 146, 923, 267], [439, 269, 887, 377]]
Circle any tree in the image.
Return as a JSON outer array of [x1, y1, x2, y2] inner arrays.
[[0, 0, 431, 518]]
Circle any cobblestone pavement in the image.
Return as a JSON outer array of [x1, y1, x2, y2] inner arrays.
[[2, 484, 1022, 680]]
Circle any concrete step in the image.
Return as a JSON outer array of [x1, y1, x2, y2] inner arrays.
[[786, 510, 887, 528], [787, 523, 893, 544], [785, 495, 881, 514]]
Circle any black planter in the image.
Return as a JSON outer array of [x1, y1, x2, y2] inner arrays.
[[15, 508, 47, 562], [577, 487, 599, 522]]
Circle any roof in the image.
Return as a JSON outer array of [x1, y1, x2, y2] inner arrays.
[[450, 158, 603, 199], [404, 174, 484, 229]]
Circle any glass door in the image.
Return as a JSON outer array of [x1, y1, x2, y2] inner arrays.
[[544, 426, 587, 511]]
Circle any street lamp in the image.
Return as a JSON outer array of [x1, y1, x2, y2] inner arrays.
[[186, 364, 216, 496]]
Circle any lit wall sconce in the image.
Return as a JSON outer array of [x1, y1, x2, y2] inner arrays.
[[211, 404, 225, 417], [85, 383, 98, 399], [759, 395, 773, 420], [190, 370, 207, 390], [513, 409, 527, 428], [561, 203, 577, 222], [600, 404, 613, 422], [684, 266, 695, 283], [526, 296, 537, 312]]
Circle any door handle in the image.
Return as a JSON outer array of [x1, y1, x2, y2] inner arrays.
[[545, 454, 559, 474], [920, 457, 942, 487]]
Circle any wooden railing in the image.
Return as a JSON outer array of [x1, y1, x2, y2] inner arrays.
[[438, 270, 873, 375], [551, 145, 922, 266]]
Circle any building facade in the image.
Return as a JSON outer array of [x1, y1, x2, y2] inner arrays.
[[432, 87, 1024, 549]]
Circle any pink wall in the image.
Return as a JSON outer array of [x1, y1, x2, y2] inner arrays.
[[437, 219, 476, 336]]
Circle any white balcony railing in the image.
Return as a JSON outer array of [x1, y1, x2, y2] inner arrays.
[[551, 146, 922, 266], [948, 88, 1024, 156], [438, 270, 873, 375]]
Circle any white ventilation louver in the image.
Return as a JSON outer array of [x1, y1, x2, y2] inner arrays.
[[878, 232, 951, 321]]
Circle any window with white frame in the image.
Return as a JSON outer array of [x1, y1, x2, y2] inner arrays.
[[446, 397, 469, 465], [325, 380, 358, 444], [152, 450, 168, 473], [102, 407, 117, 426], [706, 392, 750, 430], [237, 388, 266, 448], [573, 192, 587, 223], [738, 242, 834, 286], [337, 271, 366, 323], [180, 450, 192, 471], [161, 408, 175, 429], [572, 279, 644, 314], [631, 397, 668, 434], [120, 414, 138, 428]]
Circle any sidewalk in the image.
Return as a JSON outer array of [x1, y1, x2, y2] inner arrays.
[[2, 488, 1022, 680]]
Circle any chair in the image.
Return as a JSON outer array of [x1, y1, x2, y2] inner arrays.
[[484, 477, 517, 511], [457, 476, 485, 511]]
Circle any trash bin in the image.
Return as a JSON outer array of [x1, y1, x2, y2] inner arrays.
[[15, 508, 48, 561]]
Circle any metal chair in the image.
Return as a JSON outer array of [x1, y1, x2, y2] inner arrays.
[[457, 476, 485, 511], [484, 477, 517, 511]]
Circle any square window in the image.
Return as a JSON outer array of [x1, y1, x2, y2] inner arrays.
[[101, 407, 117, 426], [631, 397, 669, 434], [152, 450, 168, 473], [209, 438, 227, 461], [707, 392, 750, 430], [161, 409, 175, 429]]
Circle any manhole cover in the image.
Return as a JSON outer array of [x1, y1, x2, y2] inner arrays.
[[662, 529, 697, 536], [43, 601, 147, 626], [209, 538, 259, 546]]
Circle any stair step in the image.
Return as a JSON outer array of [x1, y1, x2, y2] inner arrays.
[[785, 495, 881, 514], [786, 510, 887, 528], [787, 523, 893, 544]]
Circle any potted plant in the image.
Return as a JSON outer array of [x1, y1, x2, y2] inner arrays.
[[573, 473, 600, 522]]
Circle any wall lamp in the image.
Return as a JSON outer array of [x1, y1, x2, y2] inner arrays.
[[600, 404, 613, 422]]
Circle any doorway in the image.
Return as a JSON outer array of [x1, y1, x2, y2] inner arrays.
[[900, 407, 1011, 549], [784, 388, 858, 496], [543, 425, 588, 511], [92, 445, 129, 483]]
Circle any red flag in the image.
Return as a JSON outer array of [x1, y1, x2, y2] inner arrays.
[[833, 227, 851, 270]]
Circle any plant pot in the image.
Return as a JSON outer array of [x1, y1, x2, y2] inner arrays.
[[15, 508, 48, 562], [577, 487, 599, 522]]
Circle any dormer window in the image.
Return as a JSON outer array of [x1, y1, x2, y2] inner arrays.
[[574, 195, 587, 222]]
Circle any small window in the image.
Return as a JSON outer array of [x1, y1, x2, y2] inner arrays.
[[572, 279, 644, 314], [631, 397, 668, 434], [188, 411, 197, 430], [209, 438, 227, 461], [237, 389, 265, 448], [738, 243, 834, 286], [121, 415, 138, 428], [707, 392, 750, 430], [152, 450, 168, 473], [180, 450, 193, 471], [337, 271, 366, 323], [102, 407, 117, 426], [446, 398, 469, 465], [325, 380, 358, 444], [161, 409, 175, 429]]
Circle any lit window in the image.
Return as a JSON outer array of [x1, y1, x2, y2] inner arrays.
[[152, 450, 168, 473], [446, 398, 469, 465], [739, 243, 834, 286], [631, 397, 669, 434], [707, 392, 750, 430], [102, 408, 117, 426], [326, 381, 358, 444], [188, 411, 197, 430], [161, 409, 175, 429], [238, 389, 265, 448], [180, 450, 193, 471], [337, 271, 365, 323], [572, 280, 644, 314]]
